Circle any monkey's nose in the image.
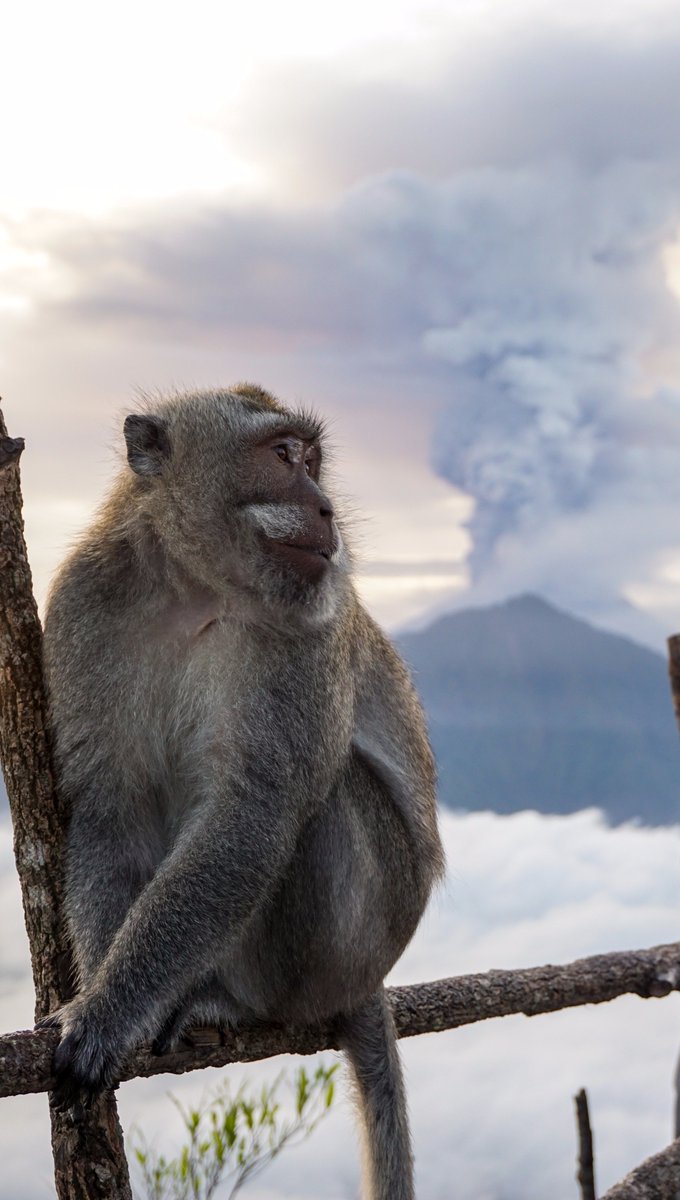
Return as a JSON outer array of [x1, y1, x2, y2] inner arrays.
[[320, 495, 334, 520]]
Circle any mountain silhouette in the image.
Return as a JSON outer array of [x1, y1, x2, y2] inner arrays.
[[397, 593, 680, 824]]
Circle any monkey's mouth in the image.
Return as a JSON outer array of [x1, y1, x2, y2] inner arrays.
[[285, 543, 331, 560], [266, 538, 335, 579]]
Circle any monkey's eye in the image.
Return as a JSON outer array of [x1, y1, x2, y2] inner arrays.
[[272, 437, 305, 465], [305, 449, 320, 478]]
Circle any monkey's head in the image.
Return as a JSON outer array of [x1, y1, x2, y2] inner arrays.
[[122, 386, 351, 623]]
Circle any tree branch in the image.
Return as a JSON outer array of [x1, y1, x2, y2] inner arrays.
[[0, 403, 133, 1198], [601, 1137, 680, 1199], [2, 939, 679, 1099]]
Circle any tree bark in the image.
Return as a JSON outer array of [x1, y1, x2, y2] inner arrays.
[[0, 420, 68, 1018], [2, 939, 680, 1098], [667, 636, 680, 1200], [667, 635, 680, 735], [575, 1088, 597, 1200], [601, 1137, 680, 1199], [0, 404, 132, 1198]]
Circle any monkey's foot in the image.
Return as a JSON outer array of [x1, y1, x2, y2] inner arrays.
[[152, 1010, 234, 1056], [151, 1011, 199, 1056], [152, 984, 240, 1055]]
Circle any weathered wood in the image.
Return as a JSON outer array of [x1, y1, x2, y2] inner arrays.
[[601, 1137, 680, 1199], [0, 410, 69, 1016], [668, 634, 680, 736], [665, 635, 680, 1198], [575, 1088, 597, 1200], [2, 939, 680, 1098], [0, 403, 132, 1199]]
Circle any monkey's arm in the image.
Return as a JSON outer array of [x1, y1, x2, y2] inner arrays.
[[64, 795, 163, 982], [47, 726, 347, 1103], [42, 558, 155, 980]]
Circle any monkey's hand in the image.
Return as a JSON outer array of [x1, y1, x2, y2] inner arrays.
[[36, 994, 125, 1113]]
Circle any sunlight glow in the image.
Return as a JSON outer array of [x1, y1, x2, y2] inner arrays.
[[0, 0, 458, 219], [4, 0, 680, 221], [662, 234, 680, 303], [623, 554, 680, 630], [356, 567, 466, 629]]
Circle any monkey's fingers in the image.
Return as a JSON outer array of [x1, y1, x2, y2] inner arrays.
[[35, 1010, 65, 1031], [49, 1075, 93, 1117], [51, 1025, 120, 1104]]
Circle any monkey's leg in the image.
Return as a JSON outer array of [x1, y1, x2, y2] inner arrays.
[[338, 986, 414, 1200]]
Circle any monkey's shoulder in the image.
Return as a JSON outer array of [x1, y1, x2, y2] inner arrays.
[[350, 604, 424, 708], [43, 532, 167, 703], [46, 533, 138, 627]]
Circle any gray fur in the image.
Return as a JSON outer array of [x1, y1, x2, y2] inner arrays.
[[41, 384, 444, 1198]]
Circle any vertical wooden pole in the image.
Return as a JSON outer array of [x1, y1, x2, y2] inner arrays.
[[667, 635, 680, 737], [574, 1088, 597, 1200], [0, 405, 132, 1198]]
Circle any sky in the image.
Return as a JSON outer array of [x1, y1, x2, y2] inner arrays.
[[2, 809, 680, 1199], [5, 0, 680, 644]]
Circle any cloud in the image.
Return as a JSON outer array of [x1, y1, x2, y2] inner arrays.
[[6, 15, 680, 639], [423, 159, 680, 597], [21, 161, 680, 638], [222, 19, 680, 626], [2, 809, 680, 1199], [221, 19, 680, 198]]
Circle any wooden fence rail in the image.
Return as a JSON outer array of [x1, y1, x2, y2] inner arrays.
[[1, 941, 680, 1099]]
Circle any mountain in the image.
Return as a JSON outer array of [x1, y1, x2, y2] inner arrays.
[[397, 594, 680, 824]]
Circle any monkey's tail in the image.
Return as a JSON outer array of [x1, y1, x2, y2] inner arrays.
[[337, 986, 415, 1200]]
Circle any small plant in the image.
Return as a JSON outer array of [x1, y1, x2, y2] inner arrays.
[[132, 1062, 338, 1200]]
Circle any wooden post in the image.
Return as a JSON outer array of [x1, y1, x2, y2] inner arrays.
[[575, 1088, 597, 1200], [667, 635, 680, 737], [0, 404, 132, 1199], [668, 633, 680, 1200]]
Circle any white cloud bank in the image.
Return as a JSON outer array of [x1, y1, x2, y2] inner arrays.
[[2, 808, 680, 1199]]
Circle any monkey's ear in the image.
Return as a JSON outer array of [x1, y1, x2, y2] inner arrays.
[[123, 415, 171, 477]]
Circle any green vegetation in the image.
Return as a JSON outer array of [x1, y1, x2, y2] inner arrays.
[[132, 1063, 338, 1200]]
